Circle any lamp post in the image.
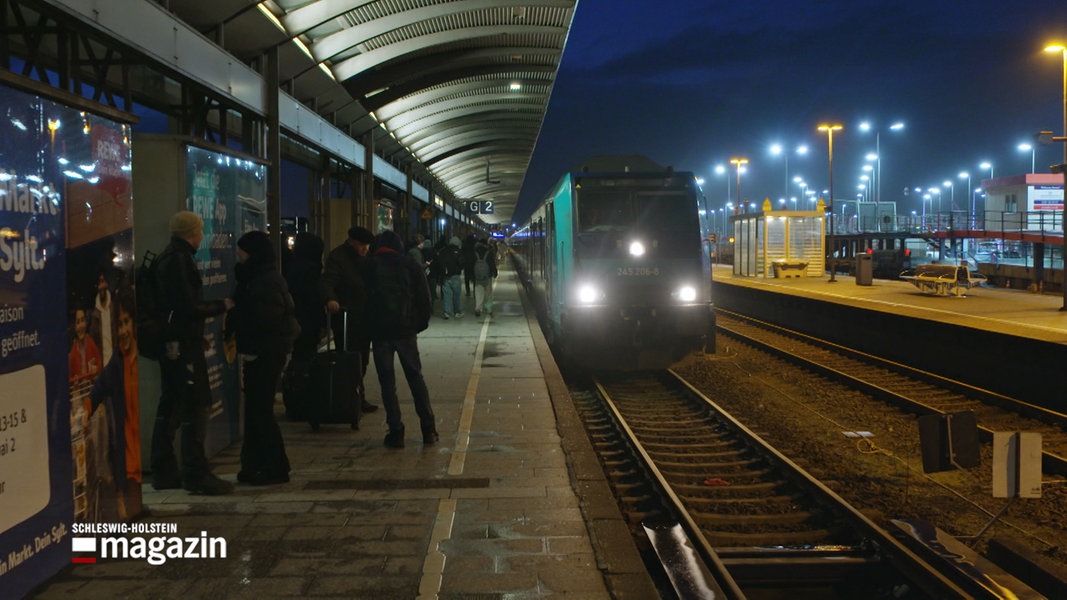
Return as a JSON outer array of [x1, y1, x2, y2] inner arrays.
[[1045, 43, 1067, 310], [770, 143, 808, 200], [730, 158, 748, 214], [858, 121, 904, 209], [818, 123, 843, 282], [959, 171, 972, 229], [978, 162, 993, 228], [1018, 143, 1036, 173], [715, 164, 730, 208]]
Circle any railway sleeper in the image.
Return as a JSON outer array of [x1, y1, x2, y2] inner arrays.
[[692, 510, 824, 529], [642, 441, 740, 453], [717, 547, 889, 588], [671, 480, 788, 495], [700, 527, 841, 547]]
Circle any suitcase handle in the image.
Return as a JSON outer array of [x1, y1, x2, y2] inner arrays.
[[325, 307, 349, 352]]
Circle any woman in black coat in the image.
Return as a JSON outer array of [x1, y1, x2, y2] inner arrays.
[[229, 231, 300, 485]]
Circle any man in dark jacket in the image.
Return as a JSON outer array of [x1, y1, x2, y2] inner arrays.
[[150, 211, 233, 495], [362, 230, 437, 449], [320, 226, 377, 413]]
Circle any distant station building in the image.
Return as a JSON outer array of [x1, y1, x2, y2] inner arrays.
[[980, 173, 1064, 232]]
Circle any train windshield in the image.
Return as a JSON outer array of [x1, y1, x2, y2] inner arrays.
[[577, 190, 695, 234]]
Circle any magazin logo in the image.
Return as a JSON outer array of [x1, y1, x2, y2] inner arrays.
[[71, 530, 226, 565]]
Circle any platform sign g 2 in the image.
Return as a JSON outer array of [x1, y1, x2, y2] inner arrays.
[[467, 201, 494, 215]]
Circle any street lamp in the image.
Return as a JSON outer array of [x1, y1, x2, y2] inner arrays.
[[959, 171, 972, 229], [730, 158, 748, 214], [714, 164, 730, 207], [980, 161, 994, 180], [818, 123, 843, 282], [770, 143, 808, 200], [1045, 43, 1067, 310], [858, 120, 904, 208], [1018, 143, 1036, 173]]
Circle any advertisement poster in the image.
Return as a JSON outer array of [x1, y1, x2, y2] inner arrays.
[[0, 85, 74, 600], [65, 115, 140, 527], [185, 146, 266, 452]]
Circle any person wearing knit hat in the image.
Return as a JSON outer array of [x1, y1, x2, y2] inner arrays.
[[150, 211, 233, 496], [228, 230, 299, 485], [169, 210, 204, 246], [236, 230, 275, 263], [320, 225, 379, 413]]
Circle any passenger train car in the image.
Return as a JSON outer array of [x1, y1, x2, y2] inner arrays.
[[511, 156, 714, 369]]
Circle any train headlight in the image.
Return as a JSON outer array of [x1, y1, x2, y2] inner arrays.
[[577, 284, 601, 304], [628, 241, 646, 257], [676, 285, 698, 302]]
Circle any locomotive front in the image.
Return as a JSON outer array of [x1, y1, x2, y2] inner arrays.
[[559, 172, 713, 367]]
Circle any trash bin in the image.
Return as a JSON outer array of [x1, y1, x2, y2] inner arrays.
[[855, 254, 873, 286]]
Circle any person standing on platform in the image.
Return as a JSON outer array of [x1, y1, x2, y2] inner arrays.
[[407, 233, 426, 270], [151, 210, 233, 495], [361, 230, 437, 448], [472, 237, 497, 318], [228, 231, 300, 485], [320, 226, 378, 413], [461, 234, 476, 298], [438, 235, 464, 319]]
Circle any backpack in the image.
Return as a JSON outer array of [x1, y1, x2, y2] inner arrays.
[[366, 257, 412, 338], [473, 251, 490, 282], [440, 246, 462, 276], [135, 250, 168, 360]]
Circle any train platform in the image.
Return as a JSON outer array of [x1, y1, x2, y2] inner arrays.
[[712, 264, 1067, 345], [29, 264, 657, 599]]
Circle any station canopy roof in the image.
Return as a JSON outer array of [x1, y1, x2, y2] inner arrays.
[[164, 0, 578, 226]]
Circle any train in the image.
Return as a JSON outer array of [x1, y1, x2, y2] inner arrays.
[[510, 156, 715, 369]]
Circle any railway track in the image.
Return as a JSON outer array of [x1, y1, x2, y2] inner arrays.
[[570, 371, 975, 599], [716, 309, 1067, 476]]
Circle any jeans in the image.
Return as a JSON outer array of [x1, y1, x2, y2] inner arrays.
[[372, 336, 435, 432], [151, 352, 213, 479], [442, 274, 463, 315]]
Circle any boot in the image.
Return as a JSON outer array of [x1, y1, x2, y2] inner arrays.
[[422, 427, 440, 445], [384, 428, 405, 449], [183, 472, 233, 495]]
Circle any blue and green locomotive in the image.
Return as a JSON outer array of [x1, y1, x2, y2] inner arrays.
[[511, 157, 714, 369]]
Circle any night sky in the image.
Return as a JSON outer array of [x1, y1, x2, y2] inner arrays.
[[517, 0, 1067, 225]]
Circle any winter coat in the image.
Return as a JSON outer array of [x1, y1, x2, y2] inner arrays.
[[230, 260, 300, 356], [155, 236, 227, 355], [320, 242, 367, 327]]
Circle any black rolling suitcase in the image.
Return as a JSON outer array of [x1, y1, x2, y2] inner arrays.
[[307, 310, 361, 431], [281, 355, 311, 421]]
